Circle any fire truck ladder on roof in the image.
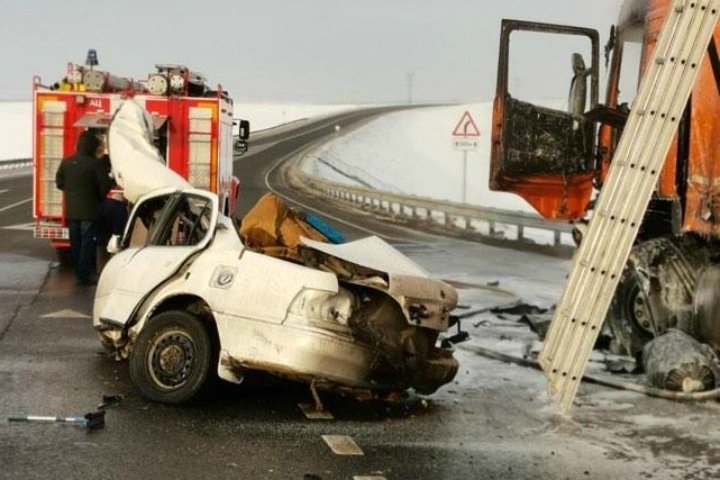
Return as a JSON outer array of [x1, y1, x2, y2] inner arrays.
[[539, 0, 720, 413]]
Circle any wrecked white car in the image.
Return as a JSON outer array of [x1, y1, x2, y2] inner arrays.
[[93, 101, 459, 404]]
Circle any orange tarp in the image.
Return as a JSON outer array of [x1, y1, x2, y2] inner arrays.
[[239, 193, 328, 261]]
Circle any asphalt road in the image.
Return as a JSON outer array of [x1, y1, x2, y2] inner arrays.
[[1, 110, 720, 480]]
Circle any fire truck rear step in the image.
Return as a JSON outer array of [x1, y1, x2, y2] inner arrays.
[[539, 0, 720, 412]]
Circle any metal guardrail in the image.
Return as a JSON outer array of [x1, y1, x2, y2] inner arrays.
[[293, 167, 574, 248], [0, 158, 32, 171]]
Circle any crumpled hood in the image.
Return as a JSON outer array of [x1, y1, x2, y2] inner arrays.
[[300, 236, 457, 330], [108, 100, 190, 204], [300, 236, 429, 278]]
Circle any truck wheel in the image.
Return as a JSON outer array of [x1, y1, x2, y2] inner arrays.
[[129, 310, 214, 404], [607, 270, 654, 358]]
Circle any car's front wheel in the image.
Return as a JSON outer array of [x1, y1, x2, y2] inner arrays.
[[129, 310, 214, 404]]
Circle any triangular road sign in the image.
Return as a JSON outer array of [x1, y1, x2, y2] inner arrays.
[[452, 111, 481, 137], [41, 309, 91, 319]]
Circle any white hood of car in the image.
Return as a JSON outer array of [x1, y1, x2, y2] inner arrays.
[[108, 99, 190, 204], [300, 236, 429, 278]]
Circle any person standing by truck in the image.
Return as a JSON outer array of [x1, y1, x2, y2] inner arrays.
[[55, 130, 113, 285]]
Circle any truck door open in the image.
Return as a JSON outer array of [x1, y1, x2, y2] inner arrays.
[[490, 19, 600, 220]]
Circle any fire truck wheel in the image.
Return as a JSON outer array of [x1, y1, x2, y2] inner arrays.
[[129, 310, 215, 404]]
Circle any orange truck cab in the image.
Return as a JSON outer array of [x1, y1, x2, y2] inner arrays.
[[490, 0, 720, 358]]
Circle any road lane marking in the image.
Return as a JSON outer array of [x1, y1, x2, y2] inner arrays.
[[0, 189, 8, 194], [321, 435, 364, 455], [1, 222, 34, 231], [0, 197, 32, 213], [41, 309, 91, 319], [354, 477, 387, 480], [299, 403, 334, 420]]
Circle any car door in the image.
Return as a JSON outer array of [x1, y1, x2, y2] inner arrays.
[[490, 19, 600, 220], [98, 188, 218, 326]]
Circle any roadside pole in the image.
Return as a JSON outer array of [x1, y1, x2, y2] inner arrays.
[[462, 150, 468, 203], [452, 111, 480, 204]]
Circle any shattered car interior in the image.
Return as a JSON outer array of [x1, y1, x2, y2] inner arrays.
[[93, 100, 459, 404]]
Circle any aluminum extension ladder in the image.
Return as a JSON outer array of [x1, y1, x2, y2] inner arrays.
[[539, 0, 720, 413]]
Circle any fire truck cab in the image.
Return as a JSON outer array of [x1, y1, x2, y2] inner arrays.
[[32, 55, 247, 253]]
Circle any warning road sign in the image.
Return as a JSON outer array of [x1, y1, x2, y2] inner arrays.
[[452, 111, 481, 137]]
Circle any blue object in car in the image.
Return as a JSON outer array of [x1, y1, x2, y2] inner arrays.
[[304, 213, 345, 244]]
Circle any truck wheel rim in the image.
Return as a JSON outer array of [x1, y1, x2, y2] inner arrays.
[[147, 329, 195, 390]]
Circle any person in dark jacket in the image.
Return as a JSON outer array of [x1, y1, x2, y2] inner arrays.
[[56, 130, 113, 285], [97, 188, 129, 272]]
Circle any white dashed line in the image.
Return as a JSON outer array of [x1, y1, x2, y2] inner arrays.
[[41, 309, 91, 319], [0, 198, 32, 213], [0, 189, 9, 194], [354, 476, 387, 480], [1, 222, 34, 231], [321, 435, 364, 456]]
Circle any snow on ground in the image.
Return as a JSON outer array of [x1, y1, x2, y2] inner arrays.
[[0, 102, 32, 161], [236, 103, 357, 132], [0, 101, 356, 161]]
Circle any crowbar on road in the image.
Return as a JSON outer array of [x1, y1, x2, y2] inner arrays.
[[7, 410, 105, 430]]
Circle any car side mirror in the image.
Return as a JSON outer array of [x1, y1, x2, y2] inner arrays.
[[107, 234, 122, 254], [238, 120, 250, 140]]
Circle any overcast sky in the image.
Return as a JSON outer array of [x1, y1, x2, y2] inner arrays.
[[1, 0, 625, 104]]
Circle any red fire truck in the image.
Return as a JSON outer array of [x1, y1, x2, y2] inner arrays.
[[32, 52, 248, 254]]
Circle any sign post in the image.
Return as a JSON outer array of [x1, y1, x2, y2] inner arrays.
[[451, 111, 480, 203]]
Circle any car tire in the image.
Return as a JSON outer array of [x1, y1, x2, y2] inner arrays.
[[129, 310, 214, 404]]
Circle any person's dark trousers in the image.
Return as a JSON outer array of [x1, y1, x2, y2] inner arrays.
[[68, 220, 98, 284]]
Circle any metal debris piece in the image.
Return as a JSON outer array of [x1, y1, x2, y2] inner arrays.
[[604, 355, 637, 374], [490, 303, 548, 316], [519, 312, 553, 339], [298, 403, 334, 420], [98, 394, 123, 410], [643, 329, 720, 392]]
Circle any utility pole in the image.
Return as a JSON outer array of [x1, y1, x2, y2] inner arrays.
[[406, 72, 414, 105]]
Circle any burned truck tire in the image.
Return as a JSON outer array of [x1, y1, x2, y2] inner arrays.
[[607, 268, 654, 358], [692, 265, 720, 351], [129, 310, 214, 404], [607, 236, 710, 359]]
